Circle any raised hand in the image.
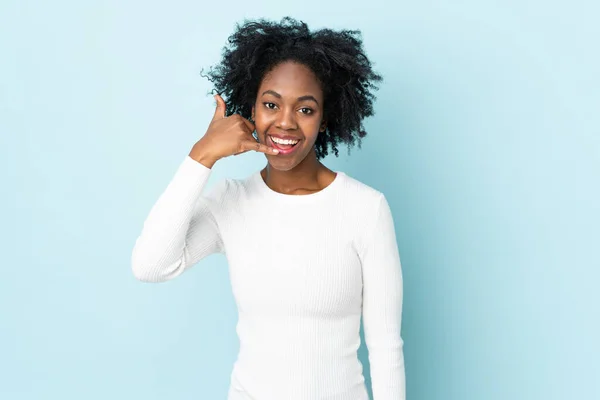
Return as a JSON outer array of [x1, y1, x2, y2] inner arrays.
[[189, 94, 279, 168]]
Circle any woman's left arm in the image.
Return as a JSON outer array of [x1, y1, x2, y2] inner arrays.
[[361, 194, 406, 400]]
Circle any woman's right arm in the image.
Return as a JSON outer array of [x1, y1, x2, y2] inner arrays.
[[131, 156, 224, 282], [131, 94, 279, 282]]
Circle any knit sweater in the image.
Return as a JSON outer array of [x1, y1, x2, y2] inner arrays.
[[131, 156, 406, 400]]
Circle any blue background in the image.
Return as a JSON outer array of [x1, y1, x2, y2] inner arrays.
[[1, 1, 598, 399]]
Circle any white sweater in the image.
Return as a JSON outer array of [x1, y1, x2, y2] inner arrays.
[[131, 156, 406, 400]]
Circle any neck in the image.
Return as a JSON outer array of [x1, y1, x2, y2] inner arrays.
[[262, 149, 327, 195]]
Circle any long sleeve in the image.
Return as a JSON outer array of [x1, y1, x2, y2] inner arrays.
[[361, 194, 406, 400], [131, 156, 225, 282]]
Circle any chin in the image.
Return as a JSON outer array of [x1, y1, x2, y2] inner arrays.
[[266, 155, 302, 172]]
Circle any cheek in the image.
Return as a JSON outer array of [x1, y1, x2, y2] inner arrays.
[[253, 113, 273, 133], [300, 118, 322, 140]]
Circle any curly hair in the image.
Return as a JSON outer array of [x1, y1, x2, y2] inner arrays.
[[203, 17, 382, 159]]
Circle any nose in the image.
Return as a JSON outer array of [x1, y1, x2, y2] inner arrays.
[[275, 108, 298, 130]]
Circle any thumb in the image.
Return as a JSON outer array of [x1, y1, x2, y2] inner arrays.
[[212, 94, 226, 120]]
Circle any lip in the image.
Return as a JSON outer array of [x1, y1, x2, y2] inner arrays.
[[268, 135, 302, 155], [269, 133, 302, 140]]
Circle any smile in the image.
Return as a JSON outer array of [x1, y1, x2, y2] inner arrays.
[[268, 135, 302, 155]]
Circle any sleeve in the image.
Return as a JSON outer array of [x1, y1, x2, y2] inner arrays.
[[360, 194, 406, 400], [130, 156, 226, 283]]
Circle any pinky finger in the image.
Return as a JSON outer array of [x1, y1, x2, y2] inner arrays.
[[241, 141, 280, 155]]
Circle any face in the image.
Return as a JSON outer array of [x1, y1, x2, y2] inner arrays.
[[252, 61, 326, 171]]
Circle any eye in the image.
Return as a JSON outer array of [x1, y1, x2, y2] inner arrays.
[[263, 102, 277, 110], [299, 107, 313, 115]]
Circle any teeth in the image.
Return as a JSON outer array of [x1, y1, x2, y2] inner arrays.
[[271, 136, 299, 145]]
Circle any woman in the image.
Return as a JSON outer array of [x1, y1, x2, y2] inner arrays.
[[131, 17, 405, 400]]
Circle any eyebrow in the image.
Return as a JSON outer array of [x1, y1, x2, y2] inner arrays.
[[261, 90, 319, 106]]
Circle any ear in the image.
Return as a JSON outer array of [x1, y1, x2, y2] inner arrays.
[[319, 119, 327, 132], [251, 105, 255, 121]]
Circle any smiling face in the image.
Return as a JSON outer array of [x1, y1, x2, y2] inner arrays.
[[252, 61, 326, 171]]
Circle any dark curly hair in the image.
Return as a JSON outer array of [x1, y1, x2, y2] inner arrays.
[[203, 17, 382, 159]]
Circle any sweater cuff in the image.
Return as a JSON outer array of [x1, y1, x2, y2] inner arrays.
[[160, 156, 213, 201], [182, 155, 213, 176]]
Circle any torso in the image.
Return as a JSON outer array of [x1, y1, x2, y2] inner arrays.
[[210, 170, 382, 400]]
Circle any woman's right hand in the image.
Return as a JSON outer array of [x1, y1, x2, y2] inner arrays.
[[189, 94, 279, 168]]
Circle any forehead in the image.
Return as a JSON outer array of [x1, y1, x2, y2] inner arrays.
[[258, 61, 323, 99]]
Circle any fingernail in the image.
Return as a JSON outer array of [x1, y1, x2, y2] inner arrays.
[[272, 148, 279, 153]]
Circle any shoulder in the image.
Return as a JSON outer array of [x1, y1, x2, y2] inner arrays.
[[337, 173, 398, 256], [337, 171, 386, 210], [335, 172, 389, 237]]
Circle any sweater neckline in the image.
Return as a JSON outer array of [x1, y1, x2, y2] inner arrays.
[[252, 170, 345, 203]]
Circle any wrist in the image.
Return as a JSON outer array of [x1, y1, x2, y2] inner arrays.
[[189, 144, 219, 169]]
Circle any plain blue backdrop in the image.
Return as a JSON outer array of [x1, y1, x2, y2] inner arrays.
[[1, 1, 598, 399]]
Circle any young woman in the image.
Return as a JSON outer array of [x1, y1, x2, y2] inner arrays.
[[132, 17, 405, 400]]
